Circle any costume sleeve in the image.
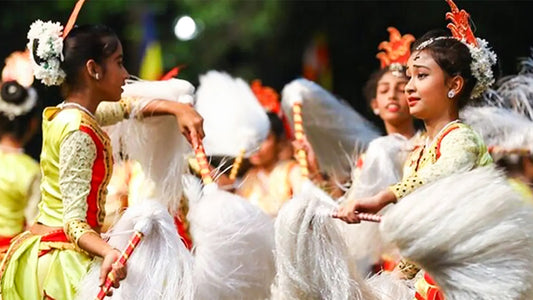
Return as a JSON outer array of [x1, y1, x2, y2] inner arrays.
[[59, 130, 98, 245], [389, 128, 481, 200], [95, 97, 134, 126]]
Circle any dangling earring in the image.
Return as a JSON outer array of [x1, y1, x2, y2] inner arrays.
[[447, 90, 455, 99], [95, 73, 100, 80], [373, 108, 380, 115]]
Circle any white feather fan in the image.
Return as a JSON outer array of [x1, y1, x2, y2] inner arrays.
[[105, 78, 194, 215], [461, 106, 533, 153], [195, 71, 270, 157], [272, 180, 375, 300], [496, 54, 533, 121], [76, 200, 195, 300], [281, 78, 380, 179], [183, 175, 276, 300], [381, 167, 533, 300]]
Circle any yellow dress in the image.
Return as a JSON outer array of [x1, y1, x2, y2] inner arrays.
[[387, 121, 492, 300], [237, 160, 302, 217], [0, 151, 40, 253], [508, 178, 533, 205], [0, 99, 132, 300]]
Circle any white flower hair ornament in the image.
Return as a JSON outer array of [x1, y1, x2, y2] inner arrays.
[[26, 0, 86, 86], [416, 0, 497, 100], [27, 20, 66, 86], [0, 82, 38, 120]]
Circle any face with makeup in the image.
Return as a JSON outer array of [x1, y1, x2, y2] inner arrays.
[[404, 50, 462, 121], [371, 70, 412, 126]]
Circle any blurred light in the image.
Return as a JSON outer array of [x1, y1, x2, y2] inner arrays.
[[174, 16, 197, 41]]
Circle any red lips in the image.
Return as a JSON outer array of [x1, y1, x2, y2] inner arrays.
[[407, 97, 420, 107]]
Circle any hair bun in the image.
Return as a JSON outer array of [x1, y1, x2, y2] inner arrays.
[[1, 81, 28, 105]]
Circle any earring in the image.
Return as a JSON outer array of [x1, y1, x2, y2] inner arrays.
[[95, 73, 100, 80], [447, 90, 455, 99], [373, 108, 380, 115]]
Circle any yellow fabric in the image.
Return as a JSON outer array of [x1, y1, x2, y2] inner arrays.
[[508, 178, 533, 204], [390, 122, 492, 199], [0, 152, 39, 237], [237, 160, 301, 217], [38, 107, 84, 228], [0, 232, 92, 300]]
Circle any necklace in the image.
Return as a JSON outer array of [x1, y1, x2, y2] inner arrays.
[[59, 102, 95, 119], [424, 119, 460, 149]]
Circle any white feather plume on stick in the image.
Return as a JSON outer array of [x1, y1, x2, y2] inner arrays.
[[346, 134, 409, 199], [281, 78, 380, 180], [272, 180, 414, 300], [76, 200, 195, 300], [195, 71, 270, 157], [272, 180, 375, 300], [105, 78, 194, 215], [461, 106, 533, 155], [183, 174, 276, 300], [381, 167, 533, 300], [496, 53, 533, 121]]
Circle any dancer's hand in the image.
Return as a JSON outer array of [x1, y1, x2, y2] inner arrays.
[[292, 136, 320, 176], [100, 248, 127, 295], [333, 190, 396, 224], [174, 103, 205, 148]]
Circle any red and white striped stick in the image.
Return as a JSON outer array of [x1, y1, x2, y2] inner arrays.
[[292, 103, 309, 179], [356, 212, 382, 223], [194, 143, 214, 185], [96, 231, 144, 300], [229, 149, 246, 181]]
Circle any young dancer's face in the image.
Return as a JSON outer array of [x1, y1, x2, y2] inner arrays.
[[98, 41, 129, 101], [371, 70, 412, 127], [249, 132, 279, 167], [404, 50, 452, 120]]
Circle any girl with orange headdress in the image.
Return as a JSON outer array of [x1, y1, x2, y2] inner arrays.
[[336, 1, 497, 298]]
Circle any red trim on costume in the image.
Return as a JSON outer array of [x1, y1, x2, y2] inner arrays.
[[79, 125, 107, 229], [0, 235, 13, 248], [40, 230, 69, 243], [38, 229, 69, 257], [435, 124, 461, 160]]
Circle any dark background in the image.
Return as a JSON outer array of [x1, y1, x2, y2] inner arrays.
[[1, 0, 532, 158]]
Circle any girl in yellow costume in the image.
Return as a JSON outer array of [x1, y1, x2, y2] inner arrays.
[[0, 21, 204, 300], [237, 112, 303, 217], [0, 81, 40, 258], [335, 0, 498, 298]]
